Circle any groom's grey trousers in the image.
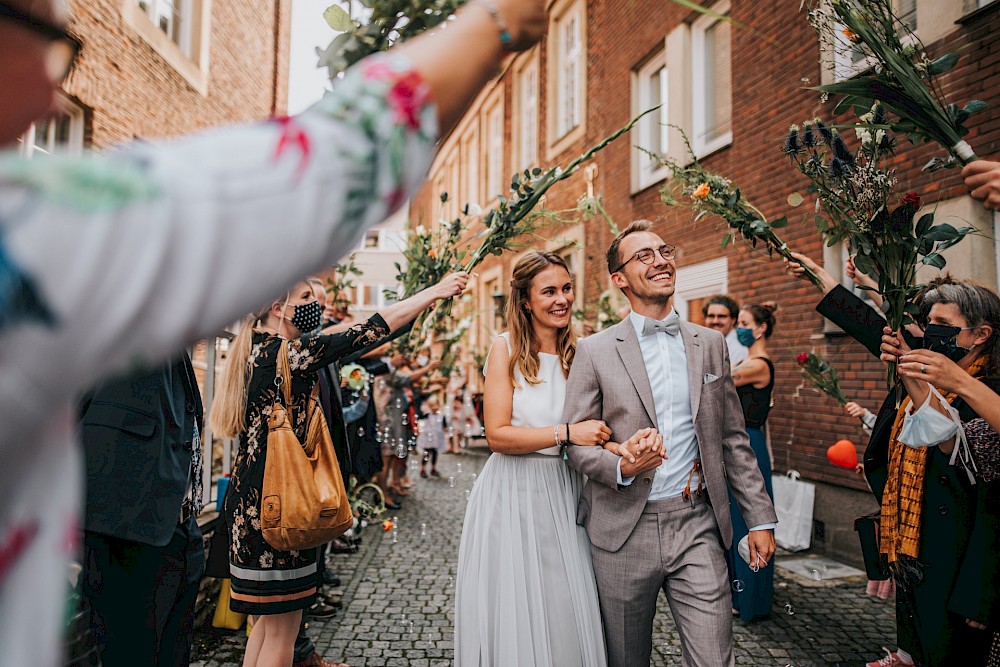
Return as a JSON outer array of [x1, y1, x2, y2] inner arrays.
[[589, 494, 733, 667]]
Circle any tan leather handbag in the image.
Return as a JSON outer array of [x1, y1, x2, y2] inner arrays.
[[260, 340, 353, 551]]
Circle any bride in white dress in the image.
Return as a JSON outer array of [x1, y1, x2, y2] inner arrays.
[[455, 251, 648, 666]]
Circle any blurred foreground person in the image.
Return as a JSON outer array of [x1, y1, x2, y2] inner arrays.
[[0, 0, 547, 662]]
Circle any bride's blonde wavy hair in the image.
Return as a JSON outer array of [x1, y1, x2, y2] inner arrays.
[[505, 251, 576, 387]]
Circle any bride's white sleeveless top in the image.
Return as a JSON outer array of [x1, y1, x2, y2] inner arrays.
[[487, 332, 565, 456]]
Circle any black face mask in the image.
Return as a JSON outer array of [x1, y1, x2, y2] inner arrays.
[[291, 300, 323, 333], [922, 323, 975, 362]]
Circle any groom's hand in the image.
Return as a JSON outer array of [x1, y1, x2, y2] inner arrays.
[[747, 529, 776, 568], [620, 433, 664, 477]]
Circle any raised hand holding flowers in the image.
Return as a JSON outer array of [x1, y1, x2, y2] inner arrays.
[[806, 0, 986, 170]]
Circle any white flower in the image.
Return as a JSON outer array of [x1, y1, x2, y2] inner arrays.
[[259, 552, 273, 568], [467, 203, 483, 216], [598, 313, 609, 322], [415, 224, 427, 236]]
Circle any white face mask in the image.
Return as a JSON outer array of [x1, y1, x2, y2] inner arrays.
[[897, 384, 979, 484], [898, 384, 959, 448]]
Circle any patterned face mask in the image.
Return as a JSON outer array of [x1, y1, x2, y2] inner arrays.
[[922, 323, 976, 363], [290, 300, 323, 333]]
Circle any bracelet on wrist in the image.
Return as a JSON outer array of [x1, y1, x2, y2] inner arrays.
[[475, 0, 514, 50], [553, 424, 562, 447], [565, 423, 571, 444]]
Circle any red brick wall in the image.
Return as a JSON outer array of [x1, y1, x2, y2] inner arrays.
[[64, 0, 291, 148], [412, 2, 1000, 492]]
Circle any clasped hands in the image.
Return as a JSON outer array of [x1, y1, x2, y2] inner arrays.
[[569, 422, 666, 477], [610, 427, 667, 478]]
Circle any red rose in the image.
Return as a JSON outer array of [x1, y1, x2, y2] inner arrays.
[[387, 71, 429, 131], [796, 353, 810, 365], [902, 192, 921, 208]]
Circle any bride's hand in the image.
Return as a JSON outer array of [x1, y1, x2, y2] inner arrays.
[[617, 427, 659, 462], [568, 420, 612, 446]]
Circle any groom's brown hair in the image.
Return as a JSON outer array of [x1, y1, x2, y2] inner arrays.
[[607, 219, 653, 275]]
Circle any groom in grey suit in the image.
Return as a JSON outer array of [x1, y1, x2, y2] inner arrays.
[[563, 220, 777, 667]]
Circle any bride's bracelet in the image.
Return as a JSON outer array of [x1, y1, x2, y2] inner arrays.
[[553, 424, 563, 447]]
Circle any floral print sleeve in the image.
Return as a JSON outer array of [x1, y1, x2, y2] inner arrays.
[[0, 56, 435, 665], [1, 56, 436, 426], [287, 314, 391, 375]]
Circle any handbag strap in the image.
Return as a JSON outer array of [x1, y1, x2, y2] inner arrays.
[[276, 340, 293, 407]]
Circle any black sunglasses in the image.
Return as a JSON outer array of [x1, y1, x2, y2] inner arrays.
[[0, 1, 82, 83]]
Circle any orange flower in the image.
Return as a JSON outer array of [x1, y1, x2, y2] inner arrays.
[[842, 27, 859, 43], [692, 183, 711, 199], [382, 519, 394, 532]]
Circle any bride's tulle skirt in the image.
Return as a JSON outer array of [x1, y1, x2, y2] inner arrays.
[[454, 452, 608, 667]]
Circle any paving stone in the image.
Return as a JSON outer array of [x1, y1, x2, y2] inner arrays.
[[193, 447, 896, 666]]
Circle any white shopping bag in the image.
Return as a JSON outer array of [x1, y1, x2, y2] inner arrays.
[[771, 470, 815, 552]]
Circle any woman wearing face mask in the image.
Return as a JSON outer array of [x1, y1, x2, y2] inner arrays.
[[210, 272, 466, 667], [877, 281, 1000, 666], [725, 302, 777, 622]]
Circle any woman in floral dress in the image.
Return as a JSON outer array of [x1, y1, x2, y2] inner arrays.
[[211, 274, 467, 666]]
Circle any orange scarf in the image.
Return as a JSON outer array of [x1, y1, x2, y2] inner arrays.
[[879, 356, 987, 566]]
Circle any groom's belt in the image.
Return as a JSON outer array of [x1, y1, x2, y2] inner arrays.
[[642, 493, 709, 514]]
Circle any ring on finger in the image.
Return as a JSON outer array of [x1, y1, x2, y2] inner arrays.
[[921, 364, 928, 374]]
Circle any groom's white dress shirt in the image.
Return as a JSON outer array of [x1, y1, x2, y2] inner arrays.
[[618, 311, 776, 530], [616, 310, 701, 498]]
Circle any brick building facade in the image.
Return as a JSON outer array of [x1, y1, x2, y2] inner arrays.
[[409, 0, 1000, 566], [20, 0, 291, 156]]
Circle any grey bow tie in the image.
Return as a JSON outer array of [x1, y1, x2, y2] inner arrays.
[[642, 313, 680, 336]]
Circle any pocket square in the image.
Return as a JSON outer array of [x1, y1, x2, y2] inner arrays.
[[704, 373, 720, 384]]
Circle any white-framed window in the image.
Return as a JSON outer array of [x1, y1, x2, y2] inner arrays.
[[137, 0, 193, 55], [548, 0, 586, 148], [461, 127, 480, 209], [19, 97, 86, 158], [126, 0, 209, 93], [355, 283, 401, 307], [673, 257, 728, 322], [514, 52, 539, 172], [446, 158, 461, 220], [484, 98, 505, 201], [632, 51, 669, 191], [691, 0, 733, 158], [357, 229, 406, 251], [832, 1, 918, 82]]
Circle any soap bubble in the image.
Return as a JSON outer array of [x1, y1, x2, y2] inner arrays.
[[357, 427, 365, 438], [785, 604, 795, 615], [732, 580, 745, 592], [449, 476, 456, 488], [456, 463, 463, 475]]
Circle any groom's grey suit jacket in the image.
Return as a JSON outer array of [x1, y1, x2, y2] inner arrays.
[[563, 318, 776, 552]]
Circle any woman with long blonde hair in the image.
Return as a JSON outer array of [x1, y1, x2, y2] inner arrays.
[[454, 251, 652, 666], [212, 273, 467, 667]]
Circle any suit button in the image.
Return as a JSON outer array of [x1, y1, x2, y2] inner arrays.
[[938, 504, 948, 516], [938, 475, 950, 485], [644, 477, 652, 485], [186, 402, 196, 413]]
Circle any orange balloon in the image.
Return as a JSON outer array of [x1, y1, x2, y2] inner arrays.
[[827, 439, 858, 469]]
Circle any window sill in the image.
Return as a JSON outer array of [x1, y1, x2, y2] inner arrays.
[[958, 0, 1000, 24], [547, 123, 586, 161], [693, 133, 733, 161]]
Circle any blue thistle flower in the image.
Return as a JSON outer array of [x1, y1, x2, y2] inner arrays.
[[828, 156, 849, 179], [831, 134, 856, 170], [783, 126, 802, 154], [815, 120, 834, 146], [801, 123, 817, 148]]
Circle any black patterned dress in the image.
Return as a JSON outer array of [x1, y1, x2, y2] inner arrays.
[[227, 315, 389, 615]]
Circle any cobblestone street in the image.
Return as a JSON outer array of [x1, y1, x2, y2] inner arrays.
[[192, 447, 896, 667]]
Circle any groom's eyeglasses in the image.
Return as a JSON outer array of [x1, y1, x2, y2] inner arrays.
[[614, 244, 676, 273], [0, 0, 82, 83]]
